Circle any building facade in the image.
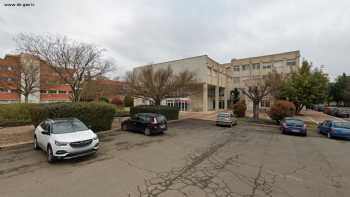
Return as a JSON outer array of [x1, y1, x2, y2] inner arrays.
[[0, 54, 71, 103], [133, 51, 300, 112]]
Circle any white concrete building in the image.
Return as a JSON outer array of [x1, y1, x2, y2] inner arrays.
[[133, 51, 300, 112]]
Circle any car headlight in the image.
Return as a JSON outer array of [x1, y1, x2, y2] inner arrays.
[[93, 135, 98, 141], [55, 140, 69, 146]]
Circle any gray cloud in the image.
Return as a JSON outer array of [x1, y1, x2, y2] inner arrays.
[[0, 0, 349, 80]]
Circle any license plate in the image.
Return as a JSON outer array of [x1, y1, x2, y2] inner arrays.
[[292, 129, 300, 132], [160, 125, 166, 128]]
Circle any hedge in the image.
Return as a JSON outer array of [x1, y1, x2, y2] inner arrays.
[[30, 102, 115, 132], [130, 105, 179, 120], [0, 104, 35, 127], [268, 100, 296, 123]]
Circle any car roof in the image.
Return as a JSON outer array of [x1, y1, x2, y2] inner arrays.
[[284, 117, 303, 121], [46, 118, 79, 123], [136, 113, 162, 117]]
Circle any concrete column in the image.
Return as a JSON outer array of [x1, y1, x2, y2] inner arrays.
[[224, 88, 228, 110], [202, 83, 208, 112], [215, 86, 219, 111]]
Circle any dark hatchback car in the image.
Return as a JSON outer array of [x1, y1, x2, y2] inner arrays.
[[318, 120, 350, 139], [334, 108, 350, 118], [121, 113, 167, 135], [280, 117, 307, 136]]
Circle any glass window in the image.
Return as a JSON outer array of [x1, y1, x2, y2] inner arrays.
[[48, 90, 57, 94], [233, 66, 240, 72], [58, 90, 66, 94], [286, 60, 296, 66], [52, 119, 88, 134], [252, 63, 260, 70]]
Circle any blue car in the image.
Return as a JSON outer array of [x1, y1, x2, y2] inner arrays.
[[318, 120, 350, 139], [280, 117, 307, 136]]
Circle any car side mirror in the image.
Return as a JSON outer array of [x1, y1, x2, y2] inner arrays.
[[41, 130, 50, 135]]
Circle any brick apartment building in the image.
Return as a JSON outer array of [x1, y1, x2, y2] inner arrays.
[[0, 54, 125, 103]]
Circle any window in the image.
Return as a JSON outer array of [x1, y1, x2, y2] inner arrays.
[[40, 90, 47, 94], [48, 90, 57, 94], [242, 64, 250, 71], [233, 65, 240, 72], [58, 90, 66, 94], [286, 60, 296, 66], [261, 99, 271, 107], [263, 64, 272, 69], [7, 66, 13, 71], [252, 63, 260, 70]]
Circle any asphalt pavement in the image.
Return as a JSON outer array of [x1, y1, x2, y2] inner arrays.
[[0, 119, 349, 197]]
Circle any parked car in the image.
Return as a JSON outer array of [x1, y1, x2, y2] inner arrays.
[[316, 104, 325, 112], [34, 118, 99, 163], [280, 117, 307, 136], [324, 107, 337, 116], [216, 112, 237, 127], [318, 120, 350, 139], [121, 113, 167, 135], [334, 108, 350, 118]]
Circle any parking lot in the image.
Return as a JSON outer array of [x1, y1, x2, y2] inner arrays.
[[0, 119, 350, 197]]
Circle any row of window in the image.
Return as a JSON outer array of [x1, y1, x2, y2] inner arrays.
[[233, 60, 296, 72], [40, 90, 72, 94], [0, 88, 71, 94], [0, 88, 15, 93], [0, 66, 14, 71], [0, 77, 16, 82]]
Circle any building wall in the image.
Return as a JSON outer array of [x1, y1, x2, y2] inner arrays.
[[0, 55, 21, 103], [230, 51, 300, 110], [132, 50, 300, 112]]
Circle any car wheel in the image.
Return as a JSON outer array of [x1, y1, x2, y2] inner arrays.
[[144, 128, 151, 136], [47, 145, 55, 163], [33, 136, 39, 150]]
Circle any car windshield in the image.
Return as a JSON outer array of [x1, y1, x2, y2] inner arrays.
[[286, 119, 304, 125], [218, 113, 230, 117], [52, 120, 88, 134], [334, 122, 350, 129]]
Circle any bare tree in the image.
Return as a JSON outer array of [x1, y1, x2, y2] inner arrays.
[[239, 70, 285, 120], [14, 33, 113, 102], [126, 65, 200, 105], [17, 63, 40, 103]]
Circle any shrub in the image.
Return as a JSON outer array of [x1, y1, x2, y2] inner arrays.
[[268, 100, 296, 122], [30, 102, 115, 132], [111, 96, 123, 106], [124, 95, 134, 107], [0, 103, 35, 127], [99, 96, 109, 103], [130, 105, 179, 120], [233, 100, 247, 117]]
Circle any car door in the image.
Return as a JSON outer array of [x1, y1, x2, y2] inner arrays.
[[36, 121, 48, 149], [128, 114, 138, 131], [322, 121, 332, 134], [135, 114, 147, 132]]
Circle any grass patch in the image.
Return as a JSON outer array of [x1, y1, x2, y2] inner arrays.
[[237, 117, 278, 126], [114, 107, 130, 117]]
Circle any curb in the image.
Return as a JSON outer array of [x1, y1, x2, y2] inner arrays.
[[0, 128, 122, 152]]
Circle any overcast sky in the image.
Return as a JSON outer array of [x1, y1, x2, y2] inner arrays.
[[1, 0, 349, 80]]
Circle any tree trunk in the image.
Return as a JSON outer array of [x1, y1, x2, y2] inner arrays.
[[154, 98, 161, 106], [253, 100, 260, 120], [295, 104, 304, 114], [24, 95, 29, 103]]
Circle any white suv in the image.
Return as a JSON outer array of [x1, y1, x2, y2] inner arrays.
[[34, 118, 99, 163]]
